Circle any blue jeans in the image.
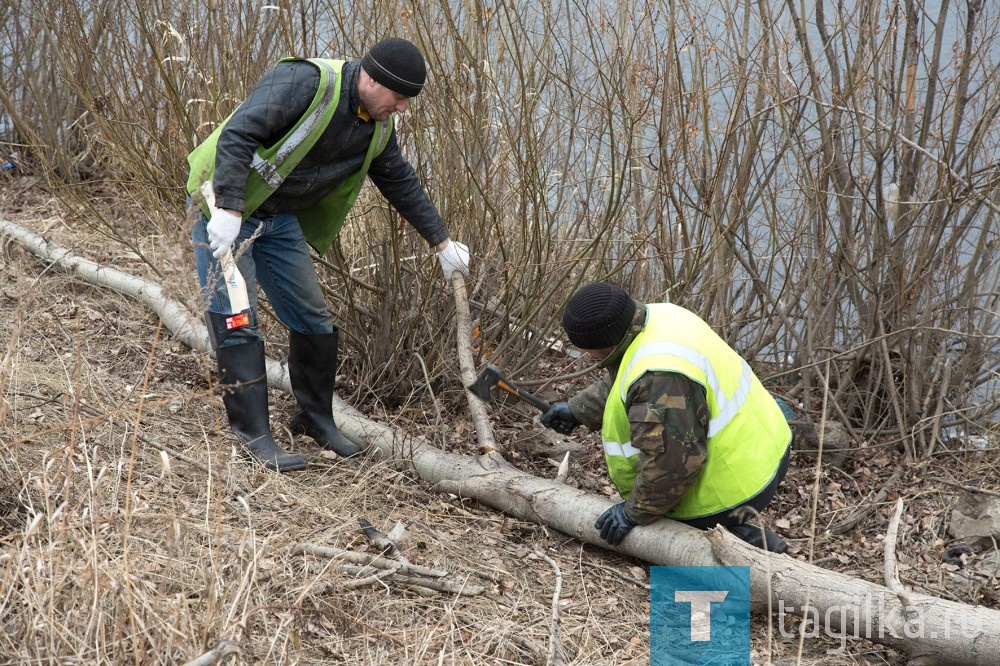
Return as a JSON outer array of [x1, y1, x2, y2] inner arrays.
[[191, 203, 335, 348]]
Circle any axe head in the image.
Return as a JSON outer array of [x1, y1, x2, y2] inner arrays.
[[204, 307, 256, 349], [467, 364, 503, 401]]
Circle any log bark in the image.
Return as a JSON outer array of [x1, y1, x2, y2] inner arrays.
[[449, 271, 503, 460], [707, 529, 1000, 665], [4, 219, 999, 665]]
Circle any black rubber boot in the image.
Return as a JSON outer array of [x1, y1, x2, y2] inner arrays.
[[288, 330, 361, 458], [727, 523, 788, 554], [216, 341, 308, 473]]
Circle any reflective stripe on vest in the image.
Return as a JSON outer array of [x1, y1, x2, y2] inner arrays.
[[602, 440, 641, 459], [619, 342, 753, 437], [249, 60, 340, 189]]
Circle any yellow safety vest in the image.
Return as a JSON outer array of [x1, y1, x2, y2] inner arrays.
[[602, 303, 791, 519], [186, 58, 392, 254]]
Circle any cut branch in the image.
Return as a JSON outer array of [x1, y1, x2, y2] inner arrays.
[[180, 640, 240, 666], [451, 271, 504, 462], [294, 544, 483, 595], [292, 543, 449, 579], [884, 498, 906, 594]]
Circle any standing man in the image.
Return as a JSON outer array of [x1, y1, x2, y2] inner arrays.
[[188, 38, 470, 472], [541, 283, 791, 552]]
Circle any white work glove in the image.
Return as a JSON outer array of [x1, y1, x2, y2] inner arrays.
[[437, 239, 470, 279], [206, 208, 242, 259]]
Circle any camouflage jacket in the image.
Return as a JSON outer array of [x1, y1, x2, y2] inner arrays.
[[567, 303, 710, 525]]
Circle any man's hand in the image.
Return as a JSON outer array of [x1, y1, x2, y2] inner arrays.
[[437, 239, 470, 278], [595, 502, 637, 546], [207, 208, 242, 259], [540, 401, 581, 434]]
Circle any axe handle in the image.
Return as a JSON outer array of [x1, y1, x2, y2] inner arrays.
[[496, 378, 550, 413], [201, 181, 250, 313], [220, 250, 250, 313]]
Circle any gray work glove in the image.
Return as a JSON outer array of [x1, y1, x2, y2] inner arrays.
[[540, 401, 581, 434], [595, 502, 637, 546]]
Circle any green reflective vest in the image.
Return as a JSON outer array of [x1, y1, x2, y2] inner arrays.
[[185, 58, 392, 254], [602, 303, 791, 519]]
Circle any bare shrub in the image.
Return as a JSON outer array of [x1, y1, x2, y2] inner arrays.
[[1, 0, 997, 451]]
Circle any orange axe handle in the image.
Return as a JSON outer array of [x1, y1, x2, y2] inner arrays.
[[468, 364, 551, 412]]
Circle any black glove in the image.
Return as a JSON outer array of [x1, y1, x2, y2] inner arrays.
[[540, 401, 581, 434], [594, 502, 637, 546]]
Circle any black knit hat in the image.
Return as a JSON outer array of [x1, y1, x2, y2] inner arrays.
[[562, 283, 636, 350], [361, 38, 427, 98]]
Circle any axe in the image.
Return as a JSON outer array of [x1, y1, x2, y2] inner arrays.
[[200, 182, 256, 349], [467, 364, 550, 413]]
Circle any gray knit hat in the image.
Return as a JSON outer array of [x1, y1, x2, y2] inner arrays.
[[361, 38, 427, 97], [562, 283, 636, 350]]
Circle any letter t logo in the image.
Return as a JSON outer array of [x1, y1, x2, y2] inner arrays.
[[674, 590, 729, 641]]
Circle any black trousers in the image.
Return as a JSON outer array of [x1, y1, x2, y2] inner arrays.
[[677, 445, 791, 531]]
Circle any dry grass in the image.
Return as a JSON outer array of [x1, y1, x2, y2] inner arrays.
[[0, 186, 662, 664], [0, 240, 605, 663], [6, 175, 999, 666]]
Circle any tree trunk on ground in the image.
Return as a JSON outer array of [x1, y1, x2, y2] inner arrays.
[[3, 219, 998, 665]]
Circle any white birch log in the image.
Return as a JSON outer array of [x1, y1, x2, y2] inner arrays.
[[3, 219, 999, 666]]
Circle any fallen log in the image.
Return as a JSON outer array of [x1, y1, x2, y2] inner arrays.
[[707, 529, 1000, 666], [4, 218, 999, 665]]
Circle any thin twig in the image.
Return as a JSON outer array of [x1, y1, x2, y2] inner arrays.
[[44, 391, 227, 483], [536, 550, 562, 666], [580, 559, 650, 590], [337, 564, 485, 596], [307, 558, 484, 596], [810, 555, 843, 567], [147, 435, 226, 482], [292, 543, 447, 578], [922, 359, 951, 457], [339, 564, 400, 591], [413, 352, 444, 427], [831, 465, 907, 535], [378, 570, 484, 596], [809, 96, 1000, 216], [797, 358, 832, 664], [929, 477, 1000, 499], [180, 639, 240, 666], [508, 634, 547, 665]]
